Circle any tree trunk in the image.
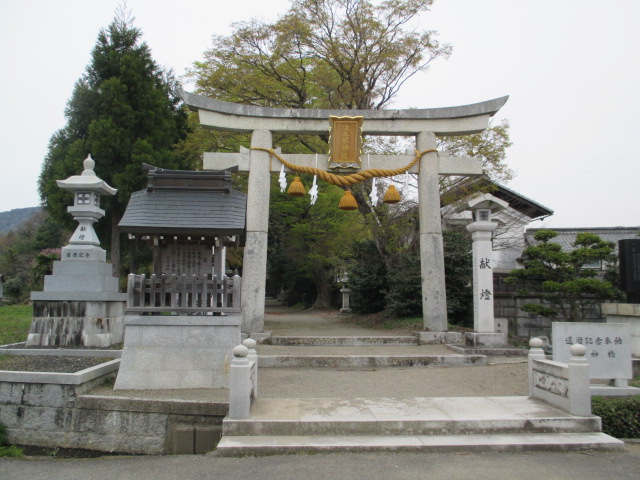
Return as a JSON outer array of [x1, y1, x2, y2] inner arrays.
[[313, 264, 334, 309], [110, 210, 121, 277]]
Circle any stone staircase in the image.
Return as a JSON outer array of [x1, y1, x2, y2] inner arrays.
[[216, 396, 623, 456], [227, 305, 622, 456], [257, 335, 486, 368]]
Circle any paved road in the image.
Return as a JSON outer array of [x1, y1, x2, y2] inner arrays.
[[2, 445, 640, 480]]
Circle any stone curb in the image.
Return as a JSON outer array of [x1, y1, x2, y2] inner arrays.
[[0, 358, 120, 385], [0, 348, 121, 358], [77, 394, 228, 416]]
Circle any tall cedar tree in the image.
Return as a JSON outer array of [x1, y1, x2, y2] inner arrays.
[[38, 9, 188, 274]]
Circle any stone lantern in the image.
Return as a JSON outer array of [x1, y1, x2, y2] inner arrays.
[[456, 193, 509, 346], [27, 155, 126, 347], [56, 154, 117, 262], [338, 271, 352, 314]]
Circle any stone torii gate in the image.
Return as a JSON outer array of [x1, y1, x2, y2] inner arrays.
[[182, 92, 508, 335]]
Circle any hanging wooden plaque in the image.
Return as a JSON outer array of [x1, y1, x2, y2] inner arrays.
[[328, 116, 363, 171]]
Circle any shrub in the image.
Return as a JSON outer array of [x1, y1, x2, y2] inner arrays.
[[592, 395, 640, 438], [348, 240, 387, 314], [0, 422, 7, 445], [386, 253, 422, 318]]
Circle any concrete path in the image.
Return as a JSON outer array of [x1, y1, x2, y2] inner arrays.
[[257, 304, 528, 398], [264, 305, 418, 336], [2, 445, 639, 480]]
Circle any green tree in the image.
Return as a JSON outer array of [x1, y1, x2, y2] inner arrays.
[[38, 6, 189, 275], [0, 212, 65, 302], [506, 230, 622, 322], [191, 0, 450, 110]]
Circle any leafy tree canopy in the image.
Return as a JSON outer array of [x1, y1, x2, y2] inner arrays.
[[190, 0, 450, 110]]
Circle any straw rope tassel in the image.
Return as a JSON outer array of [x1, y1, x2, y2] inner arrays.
[[250, 148, 437, 187]]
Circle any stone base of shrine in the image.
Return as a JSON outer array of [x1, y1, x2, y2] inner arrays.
[[465, 332, 508, 347], [26, 293, 127, 348], [114, 315, 241, 390], [413, 331, 463, 345]]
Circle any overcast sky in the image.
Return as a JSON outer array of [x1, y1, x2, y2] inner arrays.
[[1, 0, 638, 228]]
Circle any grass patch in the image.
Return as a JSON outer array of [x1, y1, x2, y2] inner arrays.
[[0, 305, 32, 345], [0, 423, 23, 458], [0, 445, 23, 458]]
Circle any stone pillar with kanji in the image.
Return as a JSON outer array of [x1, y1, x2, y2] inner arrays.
[[458, 193, 509, 346]]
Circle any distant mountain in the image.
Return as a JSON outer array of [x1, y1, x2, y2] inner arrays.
[[0, 207, 42, 234]]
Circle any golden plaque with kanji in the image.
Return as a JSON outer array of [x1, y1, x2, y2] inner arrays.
[[328, 116, 363, 171]]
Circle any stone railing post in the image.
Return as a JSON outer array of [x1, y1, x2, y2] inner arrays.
[[567, 344, 591, 416], [232, 274, 242, 310], [242, 338, 258, 398], [228, 344, 252, 419], [528, 338, 546, 397]]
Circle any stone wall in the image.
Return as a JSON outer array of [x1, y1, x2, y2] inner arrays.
[[494, 293, 604, 339], [0, 362, 227, 454]]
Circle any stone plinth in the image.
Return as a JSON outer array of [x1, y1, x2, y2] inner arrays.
[[465, 332, 508, 347], [28, 259, 126, 347], [114, 315, 242, 390], [414, 331, 463, 345], [27, 298, 125, 347]]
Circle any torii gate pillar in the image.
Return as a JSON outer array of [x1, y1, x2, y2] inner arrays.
[[417, 132, 447, 331], [242, 130, 272, 332]]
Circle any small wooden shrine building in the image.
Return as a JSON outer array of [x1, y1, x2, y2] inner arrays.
[[119, 164, 246, 279]]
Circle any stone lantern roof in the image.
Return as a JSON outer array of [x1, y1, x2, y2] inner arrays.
[[56, 154, 117, 196], [455, 192, 509, 214]]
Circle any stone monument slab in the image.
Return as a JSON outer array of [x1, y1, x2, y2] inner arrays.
[[552, 322, 632, 380]]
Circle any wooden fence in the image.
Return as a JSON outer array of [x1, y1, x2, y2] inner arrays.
[[126, 273, 242, 314]]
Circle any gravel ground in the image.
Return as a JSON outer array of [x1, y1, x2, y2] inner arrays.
[[0, 355, 111, 373]]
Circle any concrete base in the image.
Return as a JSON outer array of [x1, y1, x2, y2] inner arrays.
[[26, 298, 126, 347], [114, 315, 241, 390], [28, 258, 126, 347], [413, 331, 463, 345], [447, 344, 528, 357], [465, 332, 508, 347], [590, 385, 640, 396]]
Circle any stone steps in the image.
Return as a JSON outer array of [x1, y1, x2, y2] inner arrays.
[[257, 354, 486, 368], [258, 335, 485, 368], [267, 335, 419, 346], [216, 432, 622, 456], [216, 396, 623, 456]]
